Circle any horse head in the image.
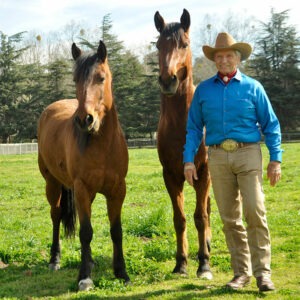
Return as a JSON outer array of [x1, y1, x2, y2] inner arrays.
[[72, 40, 113, 133], [154, 9, 192, 96]]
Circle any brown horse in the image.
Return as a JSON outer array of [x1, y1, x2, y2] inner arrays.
[[154, 9, 212, 279], [37, 40, 130, 291]]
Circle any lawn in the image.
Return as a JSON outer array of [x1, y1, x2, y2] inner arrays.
[[0, 143, 299, 299]]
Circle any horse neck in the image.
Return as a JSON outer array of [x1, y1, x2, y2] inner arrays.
[[96, 101, 119, 135], [183, 53, 195, 108], [105, 102, 118, 126]]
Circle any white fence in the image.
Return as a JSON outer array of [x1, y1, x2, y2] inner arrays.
[[1, 133, 299, 155], [0, 140, 157, 155], [0, 143, 38, 155]]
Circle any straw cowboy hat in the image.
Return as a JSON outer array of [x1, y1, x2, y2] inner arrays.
[[203, 32, 252, 61]]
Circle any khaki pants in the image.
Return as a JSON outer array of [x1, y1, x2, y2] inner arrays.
[[208, 143, 271, 278]]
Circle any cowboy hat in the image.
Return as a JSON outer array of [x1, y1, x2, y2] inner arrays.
[[202, 32, 252, 61]]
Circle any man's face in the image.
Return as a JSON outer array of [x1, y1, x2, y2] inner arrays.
[[214, 50, 240, 74]]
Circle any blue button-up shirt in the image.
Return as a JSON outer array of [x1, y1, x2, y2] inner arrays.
[[183, 70, 283, 163]]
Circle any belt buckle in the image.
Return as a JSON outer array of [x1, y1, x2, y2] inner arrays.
[[221, 139, 238, 152]]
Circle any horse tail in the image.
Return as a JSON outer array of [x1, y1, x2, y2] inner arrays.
[[60, 187, 76, 238]]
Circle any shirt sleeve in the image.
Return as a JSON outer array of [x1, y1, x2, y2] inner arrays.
[[183, 87, 204, 163], [255, 82, 283, 162]]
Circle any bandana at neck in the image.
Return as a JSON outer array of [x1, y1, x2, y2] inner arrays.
[[218, 70, 237, 84]]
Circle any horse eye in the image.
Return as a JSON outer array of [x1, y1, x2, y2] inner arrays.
[[95, 74, 105, 84], [182, 42, 189, 49]]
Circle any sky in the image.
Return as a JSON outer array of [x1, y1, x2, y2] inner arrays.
[[0, 0, 299, 51]]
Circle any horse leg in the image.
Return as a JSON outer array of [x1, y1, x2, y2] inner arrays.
[[74, 179, 95, 291], [106, 180, 130, 283], [163, 170, 187, 274], [45, 176, 63, 270], [194, 163, 212, 279]]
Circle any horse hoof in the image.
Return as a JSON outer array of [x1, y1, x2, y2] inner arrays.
[[49, 263, 60, 271], [78, 278, 94, 291], [197, 270, 213, 280], [173, 270, 188, 276], [172, 266, 188, 276], [124, 279, 132, 286]]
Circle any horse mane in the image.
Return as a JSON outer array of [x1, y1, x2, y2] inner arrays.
[[160, 23, 183, 44], [73, 52, 98, 83]]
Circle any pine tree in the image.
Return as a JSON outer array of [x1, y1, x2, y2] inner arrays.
[[0, 32, 28, 142], [45, 59, 74, 103], [14, 62, 48, 141], [249, 9, 300, 131], [134, 46, 160, 138]]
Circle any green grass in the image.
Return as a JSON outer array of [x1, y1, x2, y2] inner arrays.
[[0, 144, 299, 299]]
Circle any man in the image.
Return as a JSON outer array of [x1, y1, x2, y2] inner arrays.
[[183, 32, 282, 292]]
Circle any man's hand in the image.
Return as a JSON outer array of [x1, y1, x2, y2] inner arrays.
[[184, 162, 198, 186], [267, 161, 281, 186]]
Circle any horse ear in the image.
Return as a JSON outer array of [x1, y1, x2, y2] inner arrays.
[[97, 40, 107, 62], [72, 43, 82, 60], [180, 8, 190, 32], [154, 11, 165, 33]]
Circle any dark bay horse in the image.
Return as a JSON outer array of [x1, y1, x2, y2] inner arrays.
[[154, 9, 212, 279], [37, 40, 130, 291]]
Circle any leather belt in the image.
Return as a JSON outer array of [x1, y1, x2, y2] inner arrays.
[[211, 139, 255, 152]]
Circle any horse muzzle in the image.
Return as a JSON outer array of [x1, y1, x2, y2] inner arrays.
[[74, 114, 99, 133], [158, 74, 179, 96]]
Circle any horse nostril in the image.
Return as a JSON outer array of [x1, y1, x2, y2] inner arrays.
[[85, 114, 93, 126], [158, 75, 170, 88]]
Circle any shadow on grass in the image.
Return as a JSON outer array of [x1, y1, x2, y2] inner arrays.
[[0, 262, 270, 300], [0, 254, 115, 299], [0, 261, 269, 299], [73, 283, 267, 300]]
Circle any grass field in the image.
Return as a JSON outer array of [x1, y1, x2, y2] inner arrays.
[[0, 144, 299, 299]]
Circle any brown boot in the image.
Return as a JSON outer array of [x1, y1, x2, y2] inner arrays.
[[256, 276, 275, 292], [225, 275, 251, 290]]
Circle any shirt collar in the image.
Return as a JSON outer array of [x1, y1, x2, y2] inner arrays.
[[213, 69, 242, 83]]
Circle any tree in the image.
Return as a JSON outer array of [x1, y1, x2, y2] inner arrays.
[[0, 32, 28, 142], [13, 62, 48, 141], [113, 50, 144, 137], [16, 58, 74, 141], [0, 30, 75, 142], [45, 59, 74, 103], [193, 56, 216, 84], [134, 45, 160, 138], [249, 9, 300, 131]]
